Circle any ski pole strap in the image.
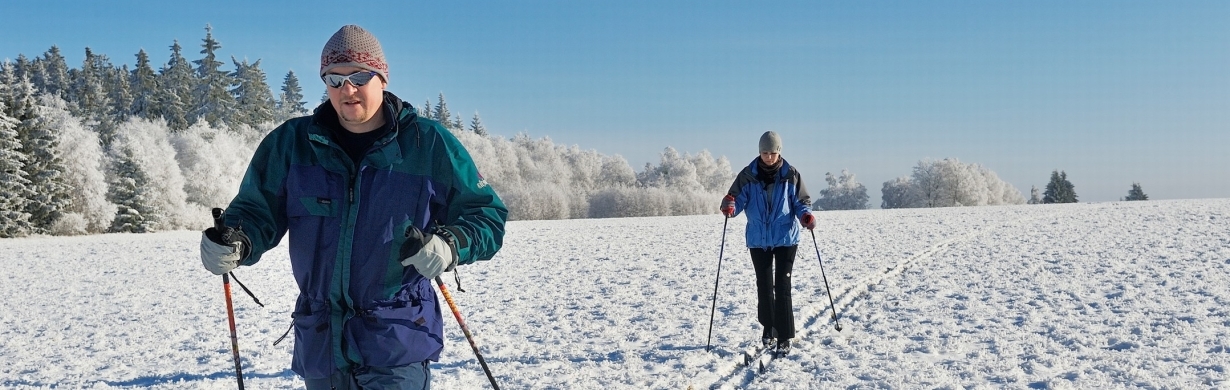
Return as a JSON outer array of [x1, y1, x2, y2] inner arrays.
[[272, 322, 293, 346], [453, 269, 466, 293], [228, 272, 264, 307]]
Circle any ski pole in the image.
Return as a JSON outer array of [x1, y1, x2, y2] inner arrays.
[[705, 216, 730, 352], [223, 272, 245, 388], [213, 208, 246, 388], [810, 229, 842, 332], [435, 276, 500, 390]]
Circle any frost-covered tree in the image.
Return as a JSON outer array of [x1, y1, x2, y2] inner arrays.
[[11, 55, 34, 85], [275, 70, 307, 122], [1043, 170, 1077, 204], [469, 111, 487, 136], [818, 169, 870, 210], [70, 48, 112, 121], [107, 146, 159, 233], [1028, 185, 1042, 204], [105, 117, 191, 231], [881, 176, 921, 209], [432, 93, 451, 125], [156, 40, 194, 130], [172, 120, 255, 212], [883, 158, 1023, 208], [446, 127, 728, 220], [35, 46, 72, 100], [1124, 182, 1148, 201], [597, 155, 638, 189], [690, 150, 732, 194], [0, 100, 32, 237], [230, 57, 276, 128], [652, 147, 706, 193], [42, 95, 115, 235], [130, 49, 160, 120], [106, 64, 134, 122], [189, 25, 237, 128], [6, 71, 72, 234]]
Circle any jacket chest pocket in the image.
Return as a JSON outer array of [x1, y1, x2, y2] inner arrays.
[[286, 164, 345, 218]]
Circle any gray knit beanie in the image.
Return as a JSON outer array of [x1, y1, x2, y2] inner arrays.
[[320, 25, 389, 83], [759, 131, 782, 153]]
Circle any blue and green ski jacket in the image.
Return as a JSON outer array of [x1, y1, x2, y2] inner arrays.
[[219, 92, 507, 379]]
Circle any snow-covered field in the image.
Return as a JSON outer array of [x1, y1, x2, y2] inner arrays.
[[2, 199, 1229, 389]]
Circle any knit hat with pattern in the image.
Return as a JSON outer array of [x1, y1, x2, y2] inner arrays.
[[320, 25, 389, 83]]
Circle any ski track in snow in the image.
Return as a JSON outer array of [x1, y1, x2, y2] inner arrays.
[[713, 206, 1058, 389], [1, 199, 1228, 389]]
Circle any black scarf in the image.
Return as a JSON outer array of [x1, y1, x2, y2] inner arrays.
[[756, 158, 783, 185]]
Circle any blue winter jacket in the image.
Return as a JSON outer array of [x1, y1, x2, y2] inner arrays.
[[724, 158, 812, 249], [219, 92, 507, 379]]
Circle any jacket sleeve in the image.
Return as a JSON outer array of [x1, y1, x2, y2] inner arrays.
[[791, 168, 813, 219], [725, 166, 756, 217], [223, 123, 293, 266], [434, 128, 508, 265]]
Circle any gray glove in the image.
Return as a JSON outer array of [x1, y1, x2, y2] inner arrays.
[[200, 226, 249, 275], [399, 225, 458, 279]]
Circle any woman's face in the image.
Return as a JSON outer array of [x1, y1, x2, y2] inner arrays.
[[760, 151, 780, 165]]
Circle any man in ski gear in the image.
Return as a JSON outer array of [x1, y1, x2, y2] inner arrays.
[[719, 131, 813, 356], [199, 24, 507, 389]]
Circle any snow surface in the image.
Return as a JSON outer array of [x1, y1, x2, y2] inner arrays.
[[2, 199, 1229, 389]]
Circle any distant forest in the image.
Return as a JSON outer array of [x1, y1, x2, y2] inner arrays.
[[0, 26, 747, 237], [1, 26, 1031, 238]]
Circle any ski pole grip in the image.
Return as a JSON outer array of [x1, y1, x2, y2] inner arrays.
[[212, 208, 226, 230]]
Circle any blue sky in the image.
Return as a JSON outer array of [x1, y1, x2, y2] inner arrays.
[[3, 1, 1227, 203]]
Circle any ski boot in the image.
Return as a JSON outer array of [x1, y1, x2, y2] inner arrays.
[[762, 327, 777, 349], [777, 339, 791, 356]]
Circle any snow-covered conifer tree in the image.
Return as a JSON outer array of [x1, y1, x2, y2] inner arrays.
[[1043, 170, 1077, 204], [106, 64, 134, 122], [469, 111, 487, 136], [230, 57, 276, 128], [0, 100, 32, 237], [70, 48, 112, 122], [432, 93, 451, 125], [156, 40, 194, 130], [35, 46, 72, 101], [189, 25, 238, 128], [275, 70, 307, 122], [7, 72, 72, 233], [1124, 182, 1148, 201], [107, 146, 158, 233], [130, 49, 160, 120]]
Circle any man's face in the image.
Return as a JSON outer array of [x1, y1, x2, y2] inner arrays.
[[324, 66, 386, 133]]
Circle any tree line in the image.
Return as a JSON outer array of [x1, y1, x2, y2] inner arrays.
[[0, 26, 1152, 237], [0, 25, 744, 237]]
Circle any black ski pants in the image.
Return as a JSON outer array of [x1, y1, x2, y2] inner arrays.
[[750, 245, 797, 340]]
